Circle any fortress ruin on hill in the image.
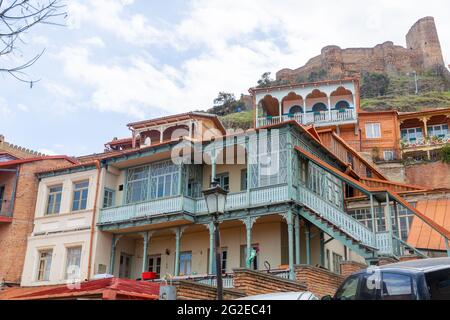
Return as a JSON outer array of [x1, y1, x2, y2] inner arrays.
[[276, 17, 448, 83]]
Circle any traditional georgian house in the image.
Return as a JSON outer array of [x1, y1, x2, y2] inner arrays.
[[18, 80, 450, 289]]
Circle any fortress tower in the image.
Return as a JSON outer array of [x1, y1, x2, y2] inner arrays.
[[406, 16, 445, 71]]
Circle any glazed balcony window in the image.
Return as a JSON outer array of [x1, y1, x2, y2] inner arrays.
[[37, 249, 53, 281]]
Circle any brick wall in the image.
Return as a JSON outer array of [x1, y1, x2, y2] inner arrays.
[[0, 159, 72, 284], [295, 265, 345, 298], [173, 281, 245, 300], [233, 268, 307, 297], [340, 261, 367, 277], [405, 162, 450, 189]]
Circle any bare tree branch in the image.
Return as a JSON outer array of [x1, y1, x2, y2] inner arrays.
[[0, 0, 67, 86]]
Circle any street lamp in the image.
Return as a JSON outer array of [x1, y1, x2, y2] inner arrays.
[[202, 181, 228, 300]]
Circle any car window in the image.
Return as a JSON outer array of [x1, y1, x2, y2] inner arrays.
[[335, 275, 360, 300], [425, 268, 450, 300], [382, 272, 414, 300], [359, 273, 378, 300]]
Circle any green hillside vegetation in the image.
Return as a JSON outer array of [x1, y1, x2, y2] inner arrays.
[[220, 110, 253, 130]]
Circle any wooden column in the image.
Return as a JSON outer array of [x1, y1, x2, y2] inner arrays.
[[295, 215, 301, 265]]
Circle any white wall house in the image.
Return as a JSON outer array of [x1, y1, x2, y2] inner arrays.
[[21, 168, 100, 286]]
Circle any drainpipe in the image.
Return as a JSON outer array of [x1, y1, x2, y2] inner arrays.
[[87, 160, 102, 280]]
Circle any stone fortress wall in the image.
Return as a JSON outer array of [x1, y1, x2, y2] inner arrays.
[[277, 17, 447, 83]]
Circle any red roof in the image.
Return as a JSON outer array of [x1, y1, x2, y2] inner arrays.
[[0, 156, 77, 168], [0, 278, 160, 300]]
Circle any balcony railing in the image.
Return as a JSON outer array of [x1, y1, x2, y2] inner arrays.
[[257, 109, 356, 128], [99, 184, 289, 224], [402, 134, 450, 149], [297, 185, 375, 248]]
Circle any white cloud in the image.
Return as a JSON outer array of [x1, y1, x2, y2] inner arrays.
[[0, 98, 14, 118], [43, 81, 75, 98], [67, 0, 164, 46], [56, 0, 450, 118], [80, 37, 106, 48], [17, 104, 29, 112]]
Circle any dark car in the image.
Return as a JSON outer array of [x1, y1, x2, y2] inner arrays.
[[326, 257, 450, 300]]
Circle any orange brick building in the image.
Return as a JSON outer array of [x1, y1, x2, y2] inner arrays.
[[0, 136, 75, 285]]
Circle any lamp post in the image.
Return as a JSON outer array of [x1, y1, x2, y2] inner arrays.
[[202, 181, 228, 300]]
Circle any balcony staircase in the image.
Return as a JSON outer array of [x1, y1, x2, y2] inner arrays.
[[297, 186, 390, 260]]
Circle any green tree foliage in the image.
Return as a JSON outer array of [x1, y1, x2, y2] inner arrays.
[[208, 92, 245, 116], [360, 72, 391, 98], [257, 72, 275, 88], [441, 144, 450, 164]]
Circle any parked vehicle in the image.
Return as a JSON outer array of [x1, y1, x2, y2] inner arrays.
[[323, 258, 450, 300], [237, 291, 318, 300]]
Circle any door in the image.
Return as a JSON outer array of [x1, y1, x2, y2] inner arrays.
[[179, 252, 192, 276], [119, 253, 132, 279], [148, 255, 162, 278]]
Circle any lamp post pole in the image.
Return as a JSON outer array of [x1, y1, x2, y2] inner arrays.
[[214, 214, 223, 300], [202, 181, 228, 301]]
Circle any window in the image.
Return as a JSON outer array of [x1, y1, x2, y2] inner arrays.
[[46, 185, 62, 215], [365, 123, 381, 139], [72, 181, 89, 211], [119, 253, 132, 279], [216, 173, 230, 191], [179, 252, 192, 276], [207, 248, 228, 273], [240, 169, 247, 191], [148, 255, 162, 278], [359, 273, 378, 300], [65, 246, 82, 280], [382, 273, 414, 300], [103, 189, 115, 208], [428, 124, 449, 138], [401, 127, 423, 143], [37, 249, 53, 281], [240, 245, 259, 270], [335, 275, 360, 300], [126, 166, 150, 204], [384, 150, 395, 161], [365, 167, 373, 178], [332, 252, 343, 274], [0, 185, 5, 213], [150, 161, 180, 199]]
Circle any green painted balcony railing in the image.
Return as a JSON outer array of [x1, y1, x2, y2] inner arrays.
[[99, 184, 289, 224]]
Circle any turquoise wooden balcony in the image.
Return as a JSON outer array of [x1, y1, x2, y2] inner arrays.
[[99, 184, 289, 225]]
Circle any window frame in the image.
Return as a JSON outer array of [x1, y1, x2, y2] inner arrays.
[[36, 249, 53, 282], [103, 188, 115, 209], [65, 246, 82, 280], [46, 184, 63, 215], [365, 123, 382, 139], [71, 180, 89, 212]]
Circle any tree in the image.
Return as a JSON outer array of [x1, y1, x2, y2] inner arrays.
[[0, 0, 66, 86], [441, 144, 450, 164], [213, 92, 236, 107], [257, 72, 274, 88], [360, 72, 390, 98]]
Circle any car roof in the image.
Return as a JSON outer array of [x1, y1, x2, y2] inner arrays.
[[360, 258, 450, 274]]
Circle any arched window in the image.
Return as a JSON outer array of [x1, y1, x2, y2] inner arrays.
[[312, 103, 327, 113], [335, 100, 351, 110], [289, 105, 303, 114]]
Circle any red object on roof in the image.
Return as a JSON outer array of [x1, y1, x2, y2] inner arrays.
[[0, 156, 77, 168], [0, 278, 160, 300]]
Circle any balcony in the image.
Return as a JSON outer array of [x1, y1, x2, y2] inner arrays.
[[402, 134, 450, 149], [99, 184, 289, 225], [257, 109, 356, 128]]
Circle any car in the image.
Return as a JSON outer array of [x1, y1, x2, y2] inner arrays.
[[322, 257, 450, 300], [237, 291, 318, 300]]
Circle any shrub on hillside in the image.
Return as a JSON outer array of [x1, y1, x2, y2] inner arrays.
[[360, 72, 390, 98]]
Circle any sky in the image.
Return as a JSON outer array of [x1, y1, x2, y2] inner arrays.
[[1, 0, 450, 156]]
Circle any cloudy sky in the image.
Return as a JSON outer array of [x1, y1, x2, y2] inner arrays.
[[1, 0, 450, 156]]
